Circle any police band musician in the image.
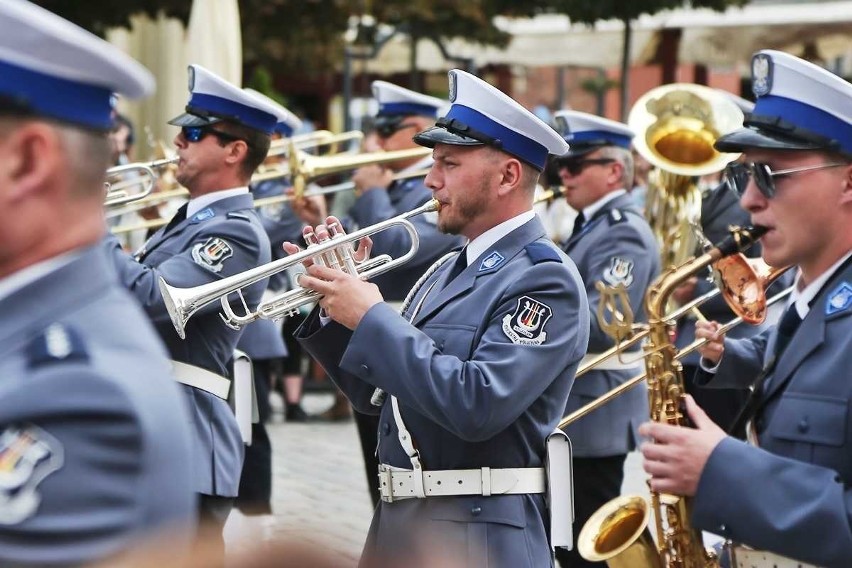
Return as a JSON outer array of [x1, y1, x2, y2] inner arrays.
[[640, 50, 852, 568], [102, 65, 279, 553], [551, 111, 660, 568], [0, 0, 195, 564], [286, 69, 590, 567]]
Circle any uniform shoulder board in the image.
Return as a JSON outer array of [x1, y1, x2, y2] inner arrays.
[[607, 209, 627, 225], [227, 212, 252, 222], [26, 324, 88, 369], [525, 242, 562, 264]]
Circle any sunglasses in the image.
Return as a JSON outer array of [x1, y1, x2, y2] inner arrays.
[[723, 161, 848, 199], [556, 158, 615, 176], [375, 122, 417, 139], [181, 125, 244, 144]]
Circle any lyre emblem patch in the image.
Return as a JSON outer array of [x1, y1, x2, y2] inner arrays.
[[191, 237, 233, 273], [502, 296, 553, 345], [603, 256, 635, 288]]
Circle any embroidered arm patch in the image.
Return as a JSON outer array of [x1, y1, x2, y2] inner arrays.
[[602, 256, 635, 287], [0, 424, 64, 525], [502, 296, 553, 345], [191, 237, 234, 273]]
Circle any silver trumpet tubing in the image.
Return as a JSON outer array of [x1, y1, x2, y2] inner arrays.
[[158, 199, 440, 339], [104, 157, 179, 207]]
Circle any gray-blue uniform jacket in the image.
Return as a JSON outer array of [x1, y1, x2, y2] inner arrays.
[[103, 193, 271, 497], [561, 192, 659, 457], [297, 217, 589, 567], [349, 171, 464, 301], [692, 257, 852, 567], [0, 246, 195, 565]]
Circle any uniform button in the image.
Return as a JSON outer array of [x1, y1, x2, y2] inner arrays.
[[719, 524, 727, 534], [382, 422, 391, 435], [471, 506, 482, 516], [360, 364, 370, 375], [797, 418, 809, 433]]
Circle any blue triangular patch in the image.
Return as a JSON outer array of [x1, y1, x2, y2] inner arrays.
[[479, 251, 505, 272], [826, 281, 852, 316]]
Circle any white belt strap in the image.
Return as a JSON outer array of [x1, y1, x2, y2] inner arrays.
[[731, 546, 818, 568], [378, 464, 545, 503], [390, 395, 425, 497], [579, 351, 643, 371], [171, 360, 231, 400]]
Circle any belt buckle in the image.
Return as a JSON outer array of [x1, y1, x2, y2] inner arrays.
[[377, 464, 394, 503]]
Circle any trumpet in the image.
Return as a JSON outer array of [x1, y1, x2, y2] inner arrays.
[[267, 130, 364, 157], [104, 157, 179, 207], [158, 199, 440, 339]]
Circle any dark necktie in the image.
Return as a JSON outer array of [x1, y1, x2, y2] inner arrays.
[[569, 211, 586, 240], [773, 303, 803, 360], [444, 249, 467, 286], [162, 203, 188, 235]]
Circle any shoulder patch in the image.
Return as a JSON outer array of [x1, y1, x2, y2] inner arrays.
[[826, 281, 852, 316], [191, 237, 234, 273], [607, 209, 626, 225], [525, 242, 562, 264], [0, 424, 64, 525], [26, 324, 88, 369], [501, 296, 554, 345], [190, 208, 215, 223], [226, 212, 252, 222], [602, 256, 635, 287]]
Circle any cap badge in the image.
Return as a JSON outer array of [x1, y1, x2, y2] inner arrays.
[[188, 66, 196, 91], [751, 53, 773, 98], [448, 71, 457, 103]]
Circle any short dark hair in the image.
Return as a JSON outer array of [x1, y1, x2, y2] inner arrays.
[[213, 121, 271, 180], [113, 113, 135, 148]]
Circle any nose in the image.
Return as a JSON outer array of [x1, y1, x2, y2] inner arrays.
[[174, 132, 186, 149], [739, 175, 767, 214], [424, 165, 441, 192]]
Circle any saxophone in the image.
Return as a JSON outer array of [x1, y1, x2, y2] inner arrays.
[[577, 225, 767, 568]]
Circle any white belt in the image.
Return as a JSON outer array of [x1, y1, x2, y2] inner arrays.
[[579, 351, 643, 371], [378, 464, 545, 503], [731, 546, 819, 568], [171, 360, 230, 400]]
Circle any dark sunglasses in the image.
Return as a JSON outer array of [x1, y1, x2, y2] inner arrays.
[[375, 122, 417, 139], [723, 161, 848, 199], [556, 158, 615, 176], [181, 125, 244, 144]]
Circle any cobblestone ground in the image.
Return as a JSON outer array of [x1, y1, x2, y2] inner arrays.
[[224, 391, 653, 566]]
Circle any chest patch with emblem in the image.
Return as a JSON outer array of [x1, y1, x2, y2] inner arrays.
[[602, 256, 635, 287], [502, 296, 553, 345], [191, 237, 234, 273], [0, 425, 64, 525]]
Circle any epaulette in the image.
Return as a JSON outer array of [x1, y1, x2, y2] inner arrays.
[[227, 212, 252, 222], [26, 324, 88, 369], [607, 209, 627, 225], [525, 242, 562, 264]]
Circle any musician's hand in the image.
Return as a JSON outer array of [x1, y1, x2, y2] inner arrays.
[[288, 187, 327, 226], [695, 320, 725, 364], [639, 395, 726, 496], [352, 164, 393, 195], [299, 264, 383, 330], [671, 276, 697, 305]]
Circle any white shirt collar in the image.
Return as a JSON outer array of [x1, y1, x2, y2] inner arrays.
[[187, 186, 249, 218], [465, 210, 536, 266], [582, 189, 627, 221], [0, 250, 82, 303], [789, 250, 852, 317]]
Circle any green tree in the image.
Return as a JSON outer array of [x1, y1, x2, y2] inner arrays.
[[541, 0, 750, 119]]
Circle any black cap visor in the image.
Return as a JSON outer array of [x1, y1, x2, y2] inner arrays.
[[715, 126, 833, 154], [558, 141, 610, 160], [413, 125, 485, 148], [168, 106, 223, 128]]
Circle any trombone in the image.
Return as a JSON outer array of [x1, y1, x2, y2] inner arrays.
[[559, 262, 792, 429], [158, 199, 440, 339], [577, 255, 791, 377], [104, 157, 179, 207], [267, 130, 364, 158]]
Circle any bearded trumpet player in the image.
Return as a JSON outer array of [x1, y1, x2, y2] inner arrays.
[[640, 51, 852, 568]]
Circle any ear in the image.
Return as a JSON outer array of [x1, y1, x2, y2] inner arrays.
[[839, 162, 852, 205], [223, 139, 249, 167], [1, 122, 61, 203], [608, 159, 624, 186], [496, 157, 523, 197]]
